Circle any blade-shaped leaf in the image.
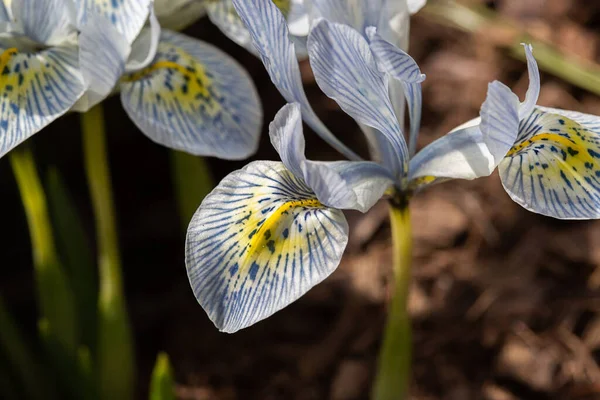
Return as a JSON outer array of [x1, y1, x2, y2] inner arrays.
[[149, 352, 176, 400]]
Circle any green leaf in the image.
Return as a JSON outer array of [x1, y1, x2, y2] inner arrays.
[[0, 297, 52, 400], [9, 147, 78, 354], [46, 167, 97, 352], [170, 151, 214, 230], [149, 353, 176, 400], [38, 319, 98, 400]]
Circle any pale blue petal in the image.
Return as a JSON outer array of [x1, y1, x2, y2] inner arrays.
[[366, 26, 424, 156], [75, 12, 129, 112], [480, 81, 521, 165], [311, 0, 409, 48], [0, 46, 85, 158], [407, 0, 427, 14], [0, 1, 10, 22], [408, 125, 494, 189], [519, 43, 540, 120], [120, 30, 262, 159], [231, 0, 359, 161], [500, 107, 600, 219], [12, 0, 76, 46], [186, 160, 349, 333], [125, 9, 160, 72], [308, 20, 408, 178], [269, 103, 395, 212], [269, 102, 305, 179], [304, 160, 394, 212], [209, 0, 308, 58], [76, 0, 151, 45]]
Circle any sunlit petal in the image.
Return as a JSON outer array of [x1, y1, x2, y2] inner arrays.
[[231, 0, 359, 161], [308, 20, 408, 178], [500, 107, 600, 219], [519, 43, 540, 119], [407, 0, 427, 14], [75, 0, 151, 45], [75, 12, 129, 112], [0, 46, 85, 158], [120, 30, 262, 159], [186, 160, 348, 333], [270, 103, 395, 212], [366, 26, 424, 155]]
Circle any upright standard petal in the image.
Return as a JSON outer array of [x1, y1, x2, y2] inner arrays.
[[308, 20, 408, 178], [270, 103, 395, 212], [366, 26, 424, 155], [500, 107, 600, 219], [408, 81, 519, 189], [231, 0, 360, 161], [120, 30, 262, 159], [0, 46, 85, 158], [76, 0, 151, 45], [75, 13, 130, 111], [519, 43, 540, 119], [125, 9, 161, 72], [12, 0, 76, 46], [186, 161, 349, 333]]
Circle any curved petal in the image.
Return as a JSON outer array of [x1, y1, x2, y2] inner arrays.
[[75, 12, 129, 112], [208, 0, 308, 58], [519, 43, 540, 120], [366, 26, 424, 155], [500, 107, 600, 219], [120, 30, 262, 159], [408, 80, 519, 189], [0, 46, 85, 158], [230, 0, 360, 161], [13, 0, 76, 46], [186, 160, 349, 333], [480, 81, 521, 165], [308, 20, 408, 178], [75, 0, 151, 45], [407, 0, 427, 14], [310, 0, 409, 48], [270, 103, 395, 212], [125, 9, 160, 72]]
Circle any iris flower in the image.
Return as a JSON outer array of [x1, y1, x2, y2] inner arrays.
[[0, 0, 262, 161], [186, 0, 600, 333]]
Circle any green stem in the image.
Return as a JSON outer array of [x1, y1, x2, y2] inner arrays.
[[169, 151, 214, 230], [421, 1, 600, 96], [9, 146, 77, 353], [372, 203, 412, 400], [82, 104, 134, 400]]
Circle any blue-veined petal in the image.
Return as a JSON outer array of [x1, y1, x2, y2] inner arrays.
[[186, 160, 349, 333], [270, 103, 395, 212], [231, 0, 360, 161], [311, 0, 409, 48], [209, 0, 309, 57], [75, 12, 129, 112], [308, 20, 408, 178], [366, 26, 424, 156], [500, 107, 600, 219], [12, 0, 77, 46], [75, 0, 151, 45], [120, 30, 262, 159], [0, 46, 85, 158], [519, 43, 540, 119], [408, 81, 519, 189]]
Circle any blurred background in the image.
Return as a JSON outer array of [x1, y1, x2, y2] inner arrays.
[[2, 0, 600, 398]]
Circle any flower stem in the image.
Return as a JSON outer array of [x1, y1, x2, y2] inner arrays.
[[372, 201, 412, 400], [9, 145, 77, 353], [81, 104, 134, 400]]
